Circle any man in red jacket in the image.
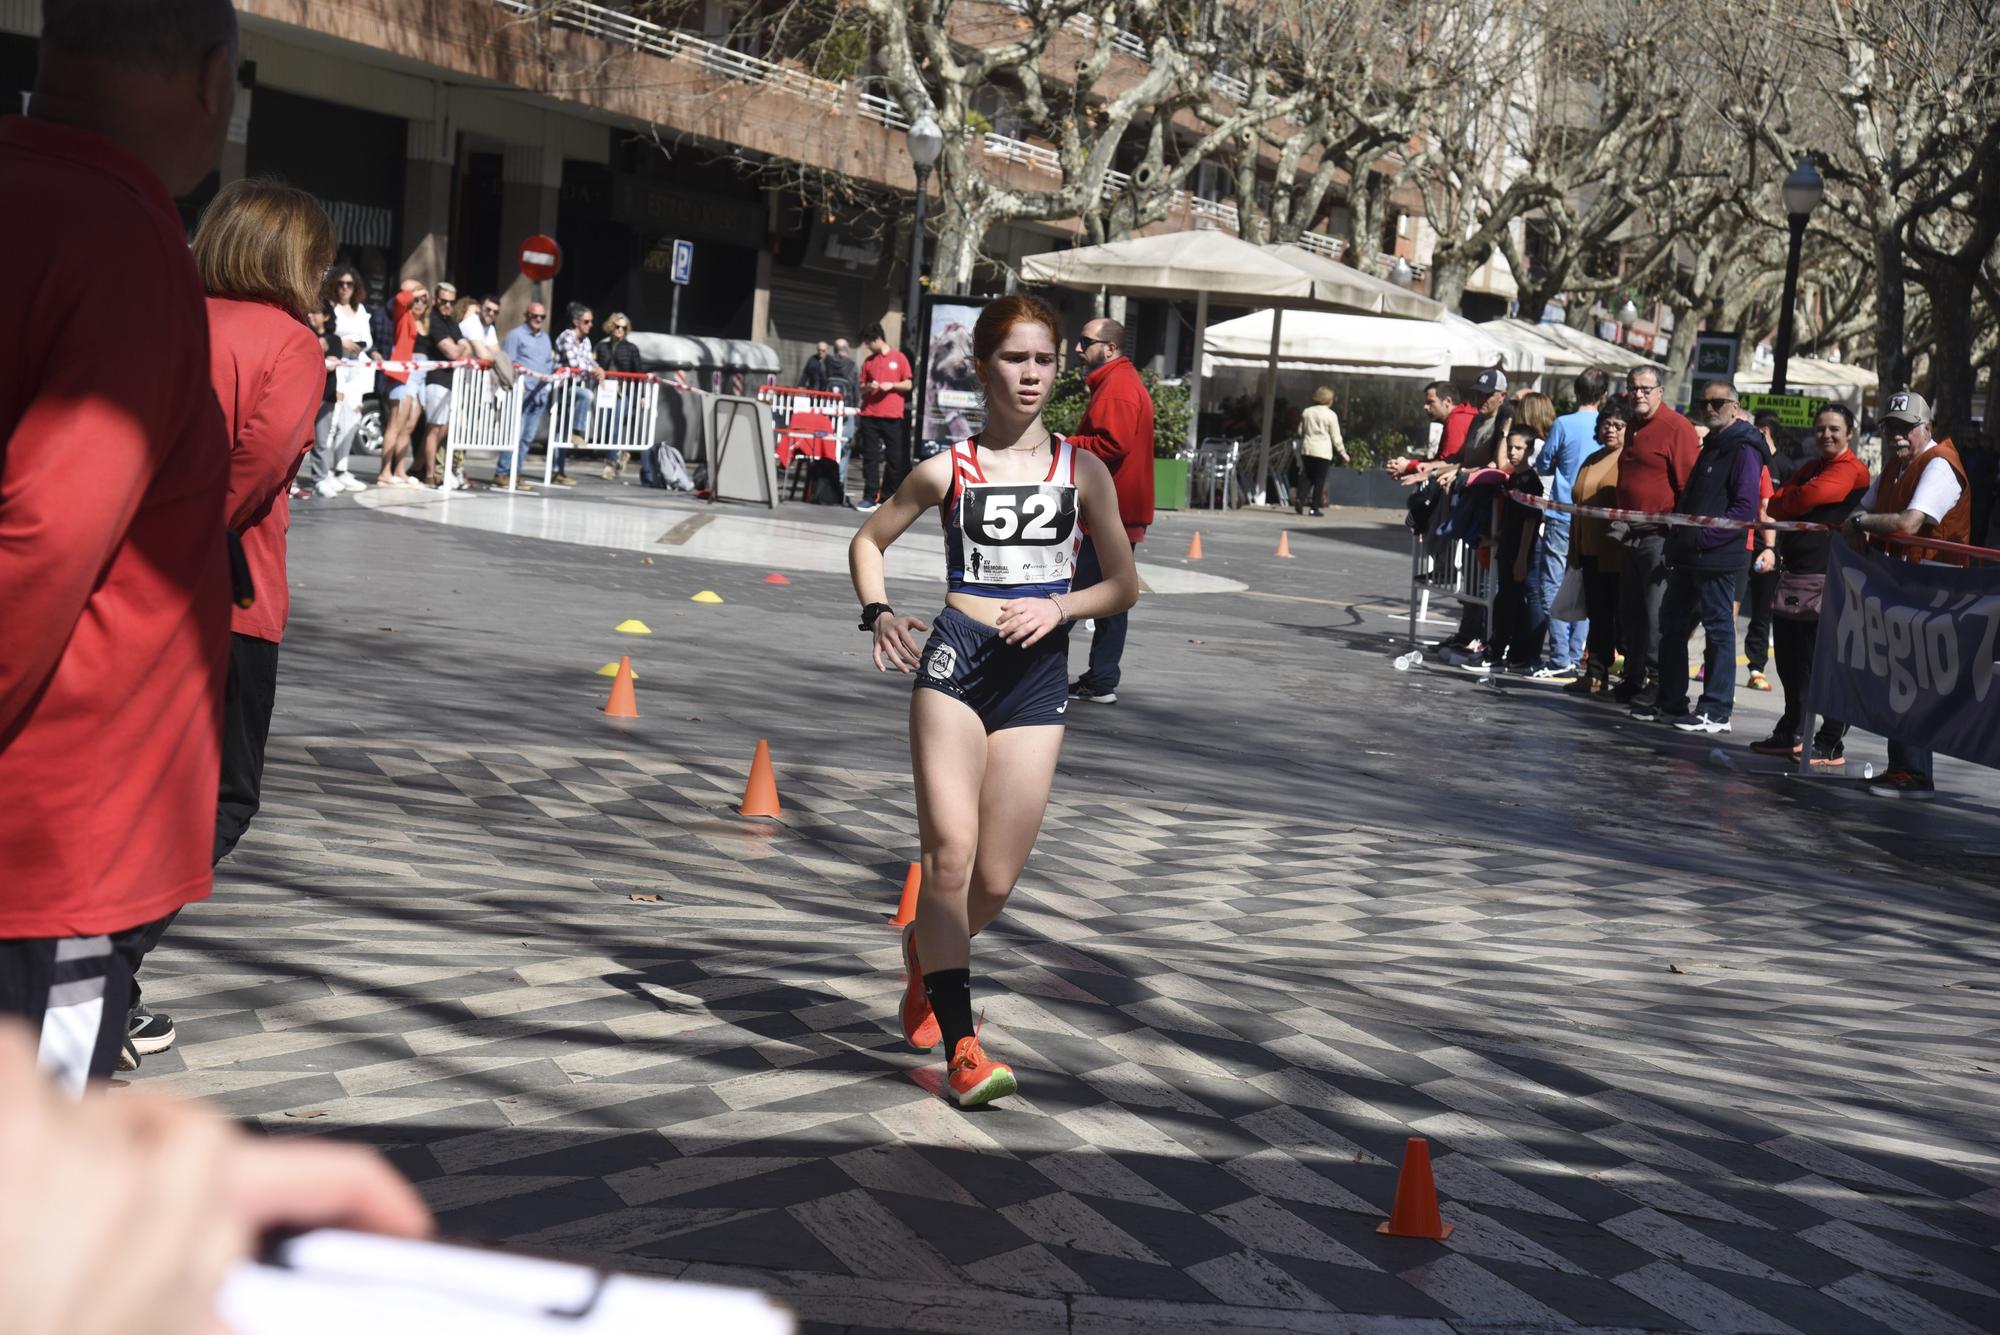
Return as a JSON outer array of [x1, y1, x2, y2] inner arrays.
[[0, 0, 237, 1090], [1065, 318, 1154, 704]]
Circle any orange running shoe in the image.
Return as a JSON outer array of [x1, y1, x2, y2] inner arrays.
[[900, 926, 941, 1052], [947, 1034, 1016, 1108]]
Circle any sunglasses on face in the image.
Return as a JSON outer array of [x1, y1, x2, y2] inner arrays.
[[527, 313, 546, 320], [1698, 397, 1735, 409]]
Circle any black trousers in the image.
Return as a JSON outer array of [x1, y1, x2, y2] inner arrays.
[[1580, 557, 1622, 679], [0, 916, 166, 1090], [215, 633, 282, 865], [858, 417, 908, 502], [1773, 614, 1847, 749], [1298, 456, 1331, 509], [1616, 533, 1668, 698], [1743, 562, 1778, 672]]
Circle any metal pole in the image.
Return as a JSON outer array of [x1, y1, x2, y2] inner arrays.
[[670, 284, 680, 337], [906, 164, 931, 353], [1255, 308, 1284, 506], [1187, 289, 1209, 456], [1773, 212, 1805, 396]]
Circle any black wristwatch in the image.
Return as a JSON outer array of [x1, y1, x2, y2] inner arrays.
[[859, 602, 894, 632]]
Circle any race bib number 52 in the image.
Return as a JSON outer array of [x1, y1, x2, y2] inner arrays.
[[961, 483, 1078, 586]]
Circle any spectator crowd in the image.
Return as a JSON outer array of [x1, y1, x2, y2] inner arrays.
[[1392, 365, 1989, 803]]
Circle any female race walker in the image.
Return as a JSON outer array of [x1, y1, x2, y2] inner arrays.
[[849, 295, 1139, 1108]]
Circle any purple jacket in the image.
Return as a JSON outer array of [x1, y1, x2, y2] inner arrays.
[[1665, 421, 1764, 570]]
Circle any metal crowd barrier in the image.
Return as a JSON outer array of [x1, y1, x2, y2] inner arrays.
[[439, 364, 522, 492], [1406, 483, 1498, 648], [544, 370, 662, 485]]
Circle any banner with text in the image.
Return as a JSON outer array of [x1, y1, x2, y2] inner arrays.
[[1808, 542, 2000, 769]]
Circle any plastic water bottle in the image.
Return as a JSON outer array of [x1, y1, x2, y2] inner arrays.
[[1860, 762, 1875, 780], [1393, 651, 1421, 672]]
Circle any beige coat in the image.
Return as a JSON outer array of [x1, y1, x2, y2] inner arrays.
[[1299, 404, 1346, 461]]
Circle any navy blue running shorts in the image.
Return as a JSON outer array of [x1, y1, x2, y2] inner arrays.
[[912, 606, 1071, 732]]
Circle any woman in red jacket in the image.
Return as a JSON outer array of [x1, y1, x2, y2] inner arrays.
[[193, 179, 334, 859], [1749, 403, 1872, 765]]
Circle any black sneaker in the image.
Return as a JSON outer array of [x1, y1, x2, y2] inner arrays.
[[1067, 681, 1117, 704], [1865, 770, 1935, 800], [1808, 744, 1845, 769], [1749, 734, 1801, 757], [128, 1010, 176, 1056]]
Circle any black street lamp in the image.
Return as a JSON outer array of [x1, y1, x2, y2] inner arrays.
[[1772, 154, 1824, 396], [905, 110, 943, 351]]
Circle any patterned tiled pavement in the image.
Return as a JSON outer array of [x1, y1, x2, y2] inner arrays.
[[139, 726, 2000, 1334]]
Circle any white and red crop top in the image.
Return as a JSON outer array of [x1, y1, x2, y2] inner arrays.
[[940, 436, 1081, 598]]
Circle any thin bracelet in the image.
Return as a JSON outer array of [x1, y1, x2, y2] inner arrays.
[[1048, 593, 1068, 624]]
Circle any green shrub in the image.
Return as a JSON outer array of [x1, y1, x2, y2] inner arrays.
[[1041, 367, 1190, 458]]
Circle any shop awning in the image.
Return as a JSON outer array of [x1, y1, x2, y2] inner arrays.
[[627, 332, 781, 374], [1203, 309, 1544, 381]]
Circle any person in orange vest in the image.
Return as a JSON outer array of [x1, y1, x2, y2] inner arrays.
[[1842, 390, 1973, 801]]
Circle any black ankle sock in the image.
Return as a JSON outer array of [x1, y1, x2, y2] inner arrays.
[[923, 968, 974, 1055]]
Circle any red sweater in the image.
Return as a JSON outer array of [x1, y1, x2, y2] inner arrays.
[[1615, 406, 1700, 515], [208, 297, 323, 643], [1065, 357, 1155, 542], [1769, 450, 1871, 520], [0, 119, 230, 937], [1440, 403, 1478, 459]]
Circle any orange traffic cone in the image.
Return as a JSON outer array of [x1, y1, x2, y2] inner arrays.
[[740, 738, 782, 818], [1276, 531, 1294, 558], [1377, 1137, 1454, 1240], [1187, 531, 1204, 560], [762, 572, 792, 585], [603, 655, 639, 718], [887, 862, 921, 927]]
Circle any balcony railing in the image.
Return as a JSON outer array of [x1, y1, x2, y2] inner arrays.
[[494, 0, 844, 106], [1298, 231, 1344, 259]]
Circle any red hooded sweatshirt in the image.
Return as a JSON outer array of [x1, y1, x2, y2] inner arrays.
[[1065, 356, 1155, 544]]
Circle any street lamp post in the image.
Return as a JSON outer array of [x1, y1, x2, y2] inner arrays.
[[1773, 154, 1824, 396], [904, 111, 944, 352]]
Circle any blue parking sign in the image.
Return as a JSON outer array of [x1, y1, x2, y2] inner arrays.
[[671, 239, 693, 285]]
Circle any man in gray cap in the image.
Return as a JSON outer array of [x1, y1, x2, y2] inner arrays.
[[1842, 389, 1973, 800]]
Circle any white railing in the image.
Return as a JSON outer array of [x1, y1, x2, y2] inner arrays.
[[855, 90, 909, 130], [1065, 12, 1149, 60], [1299, 231, 1346, 259], [1211, 71, 1249, 101], [1189, 195, 1239, 229], [495, 0, 843, 107], [439, 365, 523, 491], [983, 132, 1062, 173]]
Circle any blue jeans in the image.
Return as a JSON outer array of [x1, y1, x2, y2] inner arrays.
[[502, 398, 547, 478], [1887, 738, 1933, 780], [1070, 536, 1128, 693], [1657, 566, 1738, 721], [1530, 521, 1586, 668]]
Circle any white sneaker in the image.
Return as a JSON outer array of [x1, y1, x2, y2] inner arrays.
[[1674, 714, 1732, 735], [314, 475, 344, 498], [336, 471, 367, 493]]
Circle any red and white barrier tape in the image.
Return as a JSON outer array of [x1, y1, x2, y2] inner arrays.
[[1510, 492, 1832, 533], [325, 357, 481, 372]]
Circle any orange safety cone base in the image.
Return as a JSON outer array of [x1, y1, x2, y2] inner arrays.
[[1377, 1137, 1453, 1240], [762, 572, 792, 585], [740, 738, 782, 817], [886, 862, 922, 926], [1186, 532, 1204, 560], [603, 655, 639, 718]]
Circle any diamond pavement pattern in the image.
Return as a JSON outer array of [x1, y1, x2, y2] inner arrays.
[[138, 736, 2000, 1334]]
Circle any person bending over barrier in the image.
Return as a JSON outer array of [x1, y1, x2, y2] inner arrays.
[[848, 295, 1138, 1108]]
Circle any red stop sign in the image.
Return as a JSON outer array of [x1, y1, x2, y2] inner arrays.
[[518, 234, 562, 282]]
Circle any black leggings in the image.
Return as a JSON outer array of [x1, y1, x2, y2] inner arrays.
[[1300, 456, 1331, 508], [1580, 557, 1621, 679], [1773, 614, 1847, 748]]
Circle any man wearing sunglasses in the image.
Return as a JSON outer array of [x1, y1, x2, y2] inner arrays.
[[497, 303, 554, 489], [1643, 382, 1765, 735], [1063, 318, 1153, 705], [1612, 364, 1700, 709]]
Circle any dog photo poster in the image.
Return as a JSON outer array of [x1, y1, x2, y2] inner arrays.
[[917, 295, 990, 460]]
